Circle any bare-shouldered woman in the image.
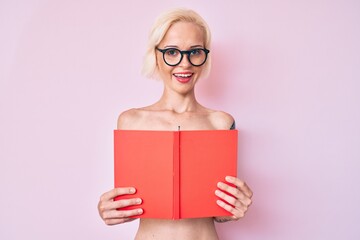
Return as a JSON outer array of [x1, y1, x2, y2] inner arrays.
[[98, 8, 252, 240]]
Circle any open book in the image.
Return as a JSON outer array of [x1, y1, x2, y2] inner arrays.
[[114, 129, 238, 219]]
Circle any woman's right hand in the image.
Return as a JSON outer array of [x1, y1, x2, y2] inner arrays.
[[98, 187, 143, 225]]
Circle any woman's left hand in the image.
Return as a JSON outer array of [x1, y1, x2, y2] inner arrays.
[[214, 176, 253, 222]]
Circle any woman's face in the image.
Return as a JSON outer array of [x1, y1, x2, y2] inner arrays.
[[156, 21, 206, 95]]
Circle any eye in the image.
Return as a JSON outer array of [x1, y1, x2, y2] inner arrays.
[[190, 49, 202, 55], [166, 49, 179, 56]]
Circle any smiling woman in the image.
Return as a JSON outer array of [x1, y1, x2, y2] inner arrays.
[[97, 8, 253, 240], [142, 8, 212, 80], [156, 21, 207, 94]]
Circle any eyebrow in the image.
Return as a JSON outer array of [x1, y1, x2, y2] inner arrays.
[[190, 45, 204, 48], [163, 44, 204, 49], [163, 45, 178, 48]]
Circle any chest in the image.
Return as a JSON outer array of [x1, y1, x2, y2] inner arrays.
[[137, 112, 215, 131]]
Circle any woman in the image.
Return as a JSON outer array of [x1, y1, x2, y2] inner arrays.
[[98, 8, 253, 240]]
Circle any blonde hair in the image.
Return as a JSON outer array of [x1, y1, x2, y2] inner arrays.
[[142, 8, 212, 79]]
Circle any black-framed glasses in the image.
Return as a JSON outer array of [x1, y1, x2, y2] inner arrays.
[[156, 47, 210, 67]]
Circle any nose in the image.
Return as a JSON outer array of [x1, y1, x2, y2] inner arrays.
[[178, 53, 191, 67]]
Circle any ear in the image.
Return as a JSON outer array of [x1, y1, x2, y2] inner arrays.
[[152, 52, 161, 79]]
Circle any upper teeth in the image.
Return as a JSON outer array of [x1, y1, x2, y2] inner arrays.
[[174, 73, 192, 77]]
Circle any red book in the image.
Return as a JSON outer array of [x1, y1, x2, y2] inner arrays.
[[114, 129, 238, 219]]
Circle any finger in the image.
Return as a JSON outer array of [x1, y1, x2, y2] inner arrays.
[[215, 189, 246, 210], [100, 187, 136, 202], [104, 216, 136, 226], [217, 182, 252, 206], [225, 176, 253, 198], [102, 208, 143, 221], [111, 197, 142, 209], [216, 199, 246, 219], [99, 197, 142, 217]]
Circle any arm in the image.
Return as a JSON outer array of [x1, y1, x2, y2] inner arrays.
[[212, 114, 252, 222], [98, 110, 145, 225]]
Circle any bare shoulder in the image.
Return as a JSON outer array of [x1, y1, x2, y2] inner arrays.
[[207, 109, 235, 130], [117, 108, 145, 130]]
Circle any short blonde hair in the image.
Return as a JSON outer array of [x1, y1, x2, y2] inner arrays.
[[142, 8, 212, 79]]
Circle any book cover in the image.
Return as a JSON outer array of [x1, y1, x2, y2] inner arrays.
[[114, 129, 238, 219]]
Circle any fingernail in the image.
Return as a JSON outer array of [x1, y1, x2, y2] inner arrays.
[[225, 176, 233, 182], [215, 190, 221, 196], [138, 209, 143, 214], [217, 182, 223, 188], [129, 188, 136, 194], [136, 198, 142, 204]]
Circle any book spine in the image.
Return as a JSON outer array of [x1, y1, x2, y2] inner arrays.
[[173, 131, 180, 219]]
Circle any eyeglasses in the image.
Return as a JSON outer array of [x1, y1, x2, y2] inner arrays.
[[156, 47, 210, 67]]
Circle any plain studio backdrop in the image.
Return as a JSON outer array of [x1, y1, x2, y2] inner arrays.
[[1, 0, 359, 239]]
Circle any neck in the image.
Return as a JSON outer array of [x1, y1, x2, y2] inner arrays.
[[157, 88, 199, 113]]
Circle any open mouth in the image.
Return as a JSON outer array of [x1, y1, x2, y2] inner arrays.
[[173, 73, 193, 78], [173, 73, 193, 83]]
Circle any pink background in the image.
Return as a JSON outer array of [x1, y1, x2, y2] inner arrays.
[[1, 0, 360, 239]]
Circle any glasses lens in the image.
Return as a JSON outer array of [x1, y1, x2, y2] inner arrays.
[[189, 49, 207, 66], [164, 49, 182, 66]]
